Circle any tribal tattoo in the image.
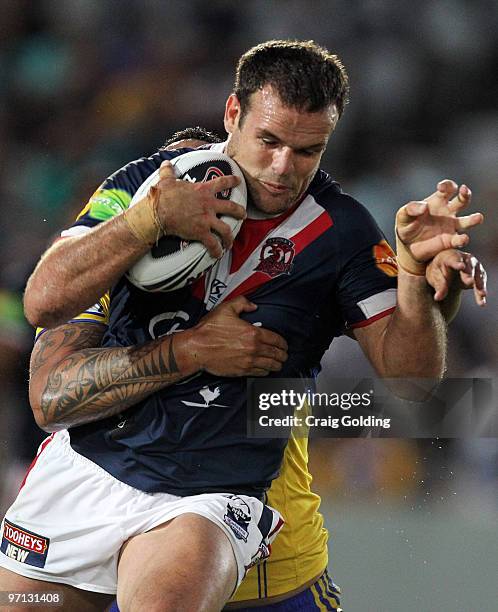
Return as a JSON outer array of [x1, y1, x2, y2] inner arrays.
[[30, 323, 184, 431]]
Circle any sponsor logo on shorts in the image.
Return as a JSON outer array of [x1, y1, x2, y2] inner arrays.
[[255, 237, 295, 278], [223, 497, 251, 542], [1, 520, 50, 568]]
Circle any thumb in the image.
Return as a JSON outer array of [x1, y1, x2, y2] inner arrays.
[[159, 160, 177, 180], [395, 201, 428, 231], [403, 200, 428, 218], [227, 295, 258, 315]]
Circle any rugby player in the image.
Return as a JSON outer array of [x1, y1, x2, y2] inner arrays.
[[2, 40, 485, 611], [26, 128, 486, 612]]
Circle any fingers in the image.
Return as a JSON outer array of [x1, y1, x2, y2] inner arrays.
[[449, 233, 469, 249], [208, 200, 247, 250], [219, 297, 288, 351], [436, 250, 466, 272], [211, 217, 235, 250], [448, 184, 471, 213], [227, 295, 258, 315], [246, 340, 289, 375], [470, 257, 487, 307], [213, 199, 247, 220], [249, 356, 286, 374], [427, 252, 457, 301], [399, 201, 428, 220], [207, 174, 240, 195], [202, 233, 223, 259], [432, 268, 450, 301], [435, 179, 458, 197], [456, 212, 484, 230], [424, 180, 458, 211], [256, 328, 289, 353], [159, 160, 177, 180], [448, 252, 487, 307], [411, 233, 465, 261]]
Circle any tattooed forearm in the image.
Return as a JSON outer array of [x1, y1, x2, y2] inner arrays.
[[30, 325, 105, 378], [39, 336, 182, 430], [30, 323, 191, 432]]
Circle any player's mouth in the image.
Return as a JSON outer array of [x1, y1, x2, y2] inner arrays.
[[259, 180, 291, 195]]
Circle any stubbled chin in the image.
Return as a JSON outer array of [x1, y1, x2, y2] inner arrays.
[[251, 195, 295, 215]]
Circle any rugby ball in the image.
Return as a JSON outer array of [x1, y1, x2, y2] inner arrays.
[[126, 150, 247, 292]]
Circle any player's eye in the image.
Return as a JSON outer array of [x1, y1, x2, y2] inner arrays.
[[261, 137, 278, 146], [299, 148, 320, 157]]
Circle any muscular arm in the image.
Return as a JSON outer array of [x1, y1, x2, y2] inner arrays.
[[29, 322, 193, 433], [29, 297, 288, 433], [25, 218, 150, 330], [354, 180, 484, 392], [354, 270, 446, 381]]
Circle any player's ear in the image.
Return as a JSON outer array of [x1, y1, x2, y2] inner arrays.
[[224, 94, 241, 134]]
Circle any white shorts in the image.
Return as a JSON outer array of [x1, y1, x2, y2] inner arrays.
[[0, 431, 283, 594]]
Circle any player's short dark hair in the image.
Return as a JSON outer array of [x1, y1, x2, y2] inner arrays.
[[234, 40, 349, 122], [161, 127, 223, 149]]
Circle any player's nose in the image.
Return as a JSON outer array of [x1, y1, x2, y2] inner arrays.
[[271, 147, 294, 177]]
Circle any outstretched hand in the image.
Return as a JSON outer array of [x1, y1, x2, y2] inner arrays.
[[426, 249, 487, 306], [395, 180, 483, 273]]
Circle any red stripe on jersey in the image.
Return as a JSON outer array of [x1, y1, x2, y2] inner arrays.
[[349, 306, 395, 329], [225, 210, 333, 301], [230, 206, 298, 275], [18, 434, 55, 492], [191, 275, 207, 300], [190, 199, 307, 302], [288, 210, 333, 251]]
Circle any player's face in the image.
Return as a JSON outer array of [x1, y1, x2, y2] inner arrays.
[[225, 86, 339, 215]]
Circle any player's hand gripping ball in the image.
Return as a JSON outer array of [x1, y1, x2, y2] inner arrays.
[[126, 150, 247, 292]]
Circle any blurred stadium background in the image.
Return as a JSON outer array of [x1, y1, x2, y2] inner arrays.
[[0, 1, 496, 610]]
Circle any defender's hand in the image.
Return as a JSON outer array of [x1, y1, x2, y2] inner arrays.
[[426, 249, 487, 306], [180, 296, 288, 377], [395, 180, 483, 274], [150, 160, 246, 259]]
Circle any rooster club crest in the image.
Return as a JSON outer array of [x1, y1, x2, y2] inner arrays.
[[255, 237, 295, 278]]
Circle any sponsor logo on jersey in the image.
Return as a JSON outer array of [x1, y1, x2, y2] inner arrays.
[[373, 240, 398, 277], [181, 386, 227, 408], [208, 279, 228, 307], [1, 520, 50, 568], [255, 237, 295, 278], [223, 496, 251, 542]]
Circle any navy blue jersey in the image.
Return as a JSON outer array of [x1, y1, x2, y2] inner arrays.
[[65, 146, 398, 497]]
